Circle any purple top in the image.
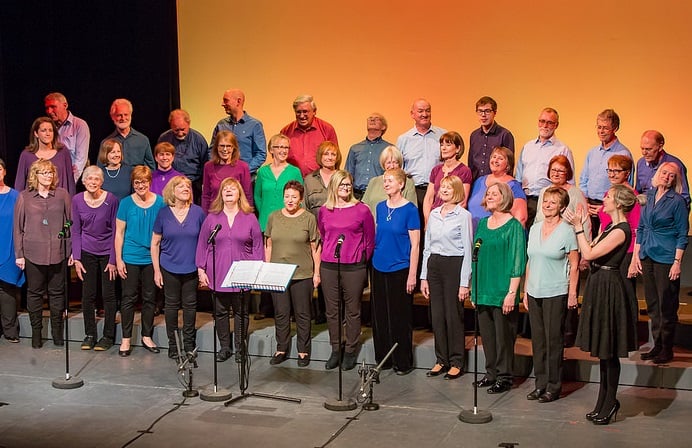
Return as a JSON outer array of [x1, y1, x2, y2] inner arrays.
[[195, 210, 263, 292], [72, 191, 119, 264], [151, 168, 183, 196], [201, 160, 253, 213], [468, 122, 515, 180], [429, 162, 473, 209], [318, 202, 375, 265], [15, 148, 76, 196], [154, 204, 206, 274]]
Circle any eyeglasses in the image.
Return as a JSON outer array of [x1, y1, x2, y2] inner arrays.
[[606, 168, 626, 174], [133, 180, 150, 186], [271, 145, 290, 150], [38, 171, 54, 176], [338, 183, 352, 189], [476, 108, 494, 115], [549, 168, 567, 174], [538, 119, 557, 127], [218, 144, 234, 149]]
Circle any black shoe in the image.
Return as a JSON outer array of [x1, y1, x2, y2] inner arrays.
[[342, 352, 357, 371], [216, 350, 231, 362], [53, 338, 65, 347], [5, 336, 19, 343], [142, 341, 160, 354], [640, 347, 662, 361], [474, 377, 494, 388], [325, 351, 340, 370], [94, 337, 114, 351], [538, 391, 560, 403], [270, 352, 288, 365], [395, 366, 415, 376], [593, 400, 620, 425], [119, 347, 132, 357], [585, 409, 600, 421], [297, 354, 310, 367], [652, 351, 674, 364], [81, 336, 95, 350], [168, 348, 179, 360], [444, 367, 463, 380], [426, 364, 448, 377], [487, 380, 512, 394], [32, 333, 43, 349], [526, 389, 545, 400]]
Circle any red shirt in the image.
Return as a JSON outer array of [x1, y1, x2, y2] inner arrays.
[[280, 117, 338, 176]]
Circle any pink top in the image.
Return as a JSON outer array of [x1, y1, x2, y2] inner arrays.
[[598, 188, 640, 253]]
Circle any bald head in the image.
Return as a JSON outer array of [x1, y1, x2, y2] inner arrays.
[[640, 130, 665, 163], [222, 89, 246, 120], [410, 98, 432, 132]]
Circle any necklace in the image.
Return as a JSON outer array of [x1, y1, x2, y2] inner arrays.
[[106, 166, 121, 178], [386, 206, 395, 221]]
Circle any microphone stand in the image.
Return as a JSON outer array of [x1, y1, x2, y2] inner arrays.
[[324, 240, 356, 411], [175, 329, 199, 398], [200, 230, 233, 401], [52, 220, 84, 389], [458, 243, 492, 424], [357, 342, 398, 411]]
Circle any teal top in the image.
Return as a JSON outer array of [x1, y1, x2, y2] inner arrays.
[[116, 194, 165, 265], [526, 220, 577, 298], [254, 163, 303, 231], [474, 216, 526, 307]]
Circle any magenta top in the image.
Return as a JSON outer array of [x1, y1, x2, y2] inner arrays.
[[318, 202, 375, 265], [201, 160, 253, 213]]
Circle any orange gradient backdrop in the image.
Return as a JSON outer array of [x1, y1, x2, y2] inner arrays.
[[178, 0, 691, 195]]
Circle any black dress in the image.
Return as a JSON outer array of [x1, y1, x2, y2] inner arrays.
[[576, 222, 637, 359]]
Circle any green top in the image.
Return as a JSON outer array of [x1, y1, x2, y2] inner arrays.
[[265, 209, 318, 280], [474, 216, 526, 307], [254, 163, 303, 231]]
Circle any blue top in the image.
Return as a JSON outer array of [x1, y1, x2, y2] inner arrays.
[[467, 176, 526, 231], [117, 194, 165, 265], [153, 204, 206, 274], [578, 139, 633, 200], [372, 201, 420, 272], [344, 136, 392, 190], [420, 204, 473, 288], [102, 128, 155, 170], [0, 188, 25, 287], [635, 152, 690, 206], [101, 164, 133, 200], [636, 188, 689, 264], [526, 220, 577, 298], [158, 128, 210, 182], [211, 112, 267, 174]]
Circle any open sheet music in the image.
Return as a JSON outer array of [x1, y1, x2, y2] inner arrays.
[[221, 260, 297, 292]]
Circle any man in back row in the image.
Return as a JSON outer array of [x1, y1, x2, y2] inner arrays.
[[636, 129, 690, 207], [468, 96, 515, 180], [44, 92, 91, 182]]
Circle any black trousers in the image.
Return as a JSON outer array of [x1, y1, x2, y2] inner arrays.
[[215, 290, 250, 353], [427, 254, 465, 369], [120, 263, 156, 339], [80, 251, 117, 340], [25, 259, 66, 339], [372, 267, 413, 371], [641, 258, 680, 354], [321, 264, 367, 353], [526, 196, 539, 230], [527, 294, 567, 394], [162, 268, 198, 351], [478, 305, 518, 383], [272, 277, 313, 353], [0, 280, 19, 339]]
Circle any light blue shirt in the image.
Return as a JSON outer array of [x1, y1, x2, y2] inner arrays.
[[397, 125, 446, 186], [420, 204, 473, 287], [526, 220, 577, 298], [578, 139, 633, 200], [515, 136, 575, 196]]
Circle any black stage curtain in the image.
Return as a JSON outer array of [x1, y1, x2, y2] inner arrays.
[[0, 0, 180, 186]]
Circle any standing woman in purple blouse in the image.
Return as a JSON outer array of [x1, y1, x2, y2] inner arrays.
[[318, 170, 375, 370], [152, 176, 206, 360], [196, 177, 263, 362], [14, 160, 72, 348], [15, 117, 76, 196], [72, 166, 119, 351], [201, 131, 253, 213]]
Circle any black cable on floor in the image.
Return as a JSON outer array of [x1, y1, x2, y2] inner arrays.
[[315, 406, 365, 448], [120, 396, 189, 448]]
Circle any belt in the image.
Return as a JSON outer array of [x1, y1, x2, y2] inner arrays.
[[415, 184, 428, 190], [591, 262, 617, 271], [587, 198, 603, 205]]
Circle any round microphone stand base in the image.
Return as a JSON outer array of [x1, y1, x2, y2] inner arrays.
[[362, 402, 379, 411], [200, 387, 233, 402], [52, 375, 84, 390], [458, 408, 493, 424], [324, 397, 357, 412], [183, 389, 200, 398]]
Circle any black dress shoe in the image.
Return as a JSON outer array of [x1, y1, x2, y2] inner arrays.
[[216, 350, 231, 362], [585, 409, 600, 421], [640, 347, 662, 361], [168, 348, 180, 360], [526, 389, 545, 400], [270, 352, 288, 365], [592, 400, 620, 425], [325, 351, 340, 370], [444, 367, 463, 380], [32, 334, 43, 349], [395, 366, 415, 376], [119, 347, 132, 357], [652, 351, 673, 364], [6, 336, 19, 343], [53, 337, 65, 347], [426, 364, 448, 377], [487, 381, 512, 394], [142, 342, 160, 354], [474, 377, 495, 388], [342, 352, 358, 371], [81, 336, 95, 350], [297, 355, 310, 367], [538, 391, 559, 403]]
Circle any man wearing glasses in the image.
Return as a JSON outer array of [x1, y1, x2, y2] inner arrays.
[[579, 109, 633, 239], [468, 96, 515, 180], [635, 130, 689, 207], [101, 98, 155, 170], [345, 113, 392, 199], [515, 107, 575, 227]]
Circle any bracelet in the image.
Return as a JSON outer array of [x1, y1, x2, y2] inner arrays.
[[507, 290, 516, 295], [575, 230, 584, 235], [674, 258, 681, 263]]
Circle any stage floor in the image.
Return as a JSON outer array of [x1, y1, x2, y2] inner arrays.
[[0, 336, 691, 448]]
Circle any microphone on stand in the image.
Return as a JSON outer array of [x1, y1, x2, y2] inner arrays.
[[472, 238, 483, 262], [334, 234, 345, 259], [58, 220, 73, 239], [207, 224, 222, 244]]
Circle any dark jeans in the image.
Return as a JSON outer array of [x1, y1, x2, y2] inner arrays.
[[321, 264, 367, 353], [120, 263, 156, 339], [641, 258, 680, 354], [0, 280, 19, 339], [478, 305, 519, 383], [527, 294, 567, 394], [427, 254, 465, 369], [272, 277, 313, 353], [80, 251, 117, 340], [372, 267, 414, 371], [25, 259, 66, 340], [162, 268, 198, 351], [215, 290, 250, 353]]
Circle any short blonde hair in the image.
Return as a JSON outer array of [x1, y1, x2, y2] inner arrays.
[[81, 165, 104, 184], [131, 165, 152, 185], [383, 168, 407, 191], [162, 175, 192, 206], [209, 177, 253, 214], [27, 159, 58, 191], [378, 145, 403, 170], [651, 162, 683, 194], [439, 175, 465, 204], [481, 182, 514, 213], [316, 141, 342, 169]]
